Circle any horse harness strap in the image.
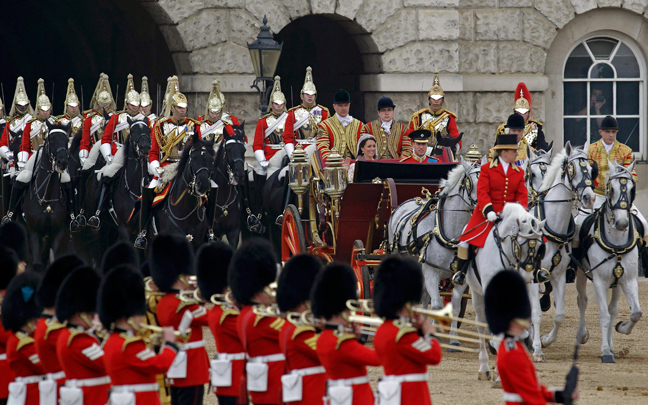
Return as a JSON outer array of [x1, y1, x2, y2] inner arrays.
[[534, 194, 576, 274]]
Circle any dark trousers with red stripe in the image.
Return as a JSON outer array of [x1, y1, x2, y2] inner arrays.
[[170, 385, 204, 405]]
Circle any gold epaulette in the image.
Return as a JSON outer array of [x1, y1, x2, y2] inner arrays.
[[489, 157, 499, 168], [442, 109, 457, 118], [221, 115, 233, 126], [253, 314, 263, 327], [120, 333, 144, 352], [175, 299, 193, 314], [394, 320, 417, 343], [412, 107, 430, 118], [67, 328, 85, 347], [219, 305, 239, 326], [83, 109, 94, 116], [291, 325, 316, 341], [270, 318, 285, 331], [16, 331, 35, 352], [304, 334, 319, 351], [333, 330, 356, 350], [319, 105, 330, 114], [25, 117, 37, 125], [44, 318, 66, 339], [528, 119, 542, 127], [496, 123, 506, 135]]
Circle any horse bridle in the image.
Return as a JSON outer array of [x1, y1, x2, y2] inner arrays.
[[546, 153, 594, 205], [445, 163, 479, 208], [184, 145, 214, 197], [128, 120, 150, 158], [525, 156, 549, 206], [43, 129, 69, 171], [493, 221, 545, 276], [223, 137, 245, 185], [606, 170, 635, 212]]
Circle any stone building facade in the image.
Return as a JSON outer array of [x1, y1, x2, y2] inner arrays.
[[140, 0, 648, 205]]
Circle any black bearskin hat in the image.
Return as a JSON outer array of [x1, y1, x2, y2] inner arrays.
[[149, 234, 194, 293], [196, 241, 233, 299], [100, 241, 139, 276], [277, 254, 323, 313], [228, 238, 277, 306], [37, 254, 85, 308], [1, 271, 42, 332], [0, 246, 19, 290], [311, 263, 357, 320], [55, 266, 101, 323], [374, 256, 423, 319], [98, 265, 146, 329], [485, 270, 531, 335], [0, 222, 28, 262]]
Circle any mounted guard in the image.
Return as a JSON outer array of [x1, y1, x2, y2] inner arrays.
[[253, 76, 287, 171], [140, 76, 157, 127], [80, 73, 116, 164], [198, 79, 241, 144], [56, 78, 84, 138], [0, 77, 33, 171]]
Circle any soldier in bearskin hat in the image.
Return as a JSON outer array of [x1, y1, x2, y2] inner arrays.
[[373, 256, 441, 405], [195, 241, 245, 405], [100, 265, 179, 405], [311, 262, 380, 405], [276, 254, 325, 404], [55, 266, 110, 404], [0, 221, 29, 271], [228, 237, 283, 405], [99, 241, 139, 276], [486, 270, 577, 404], [2, 271, 44, 405], [149, 234, 209, 405], [0, 245, 21, 403]]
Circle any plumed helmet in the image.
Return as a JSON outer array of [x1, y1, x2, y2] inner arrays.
[[428, 72, 444, 100], [196, 241, 233, 299], [37, 254, 85, 308], [514, 82, 531, 115], [277, 254, 323, 313], [35, 79, 51, 112], [205, 80, 225, 116], [124, 74, 141, 108], [140, 76, 152, 108], [301, 66, 317, 95], [0, 222, 29, 262], [98, 265, 146, 329], [149, 234, 194, 293], [64, 78, 80, 110], [96, 74, 116, 111], [228, 238, 277, 306], [0, 246, 19, 290], [485, 270, 531, 335], [268, 76, 286, 108], [55, 266, 101, 323], [310, 263, 357, 320], [100, 241, 139, 277], [171, 92, 188, 109], [10, 76, 33, 117], [373, 256, 423, 319], [1, 271, 42, 333]]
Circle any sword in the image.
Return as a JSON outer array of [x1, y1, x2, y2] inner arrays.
[[1, 82, 5, 114], [81, 85, 84, 112], [51, 82, 55, 111], [115, 85, 120, 110]]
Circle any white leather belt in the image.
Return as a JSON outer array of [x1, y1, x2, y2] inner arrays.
[[47, 371, 66, 380], [382, 373, 427, 383], [296, 139, 316, 144], [217, 352, 246, 361], [329, 376, 369, 386], [66, 376, 111, 387], [16, 375, 45, 384], [292, 366, 325, 377], [114, 142, 123, 148], [112, 383, 159, 393], [503, 392, 523, 402], [0, 353, 7, 360], [248, 353, 285, 363], [183, 341, 205, 350], [268, 144, 284, 149]]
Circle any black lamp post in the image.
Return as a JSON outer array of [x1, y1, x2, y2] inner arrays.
[[247, 15, 283, 116]]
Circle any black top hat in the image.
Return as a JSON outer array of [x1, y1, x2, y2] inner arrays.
[[100, 241, 139, 277], [196, 241, 233, 299], [493, 133, 519, 150], [601, 116, 618, 130], [408, 129, 432, 143], [1, 271, 42, 333], [55, 266, 101, 323], [0, 222, 28, 262], [98, 265, 146, 328], [333, 89, 351, 104], [310, 263, 357, 320], [0, 246, 19, 290], [507, 113, 525, 130], [485, 270, 531, 335], [149, 234, 194, 293], [377, 97, 395, 110], [373, 256, 423, 319], [228, 238, 277, 306], [37, 254, 85, 308], [277, 254, 323, 313]]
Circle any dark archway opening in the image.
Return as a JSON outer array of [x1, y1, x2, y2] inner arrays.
[[0, 0, 175, 115], [274, 15, 365, 121]]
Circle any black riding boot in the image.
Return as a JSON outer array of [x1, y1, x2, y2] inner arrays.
[[75, 169, 90, 228], [641, 240, 648, 278], [205, 187, 219, 242], [62, 182, 81, 233], [1, 181, 26, 224], [451, 245, 471, 286], [88, 179, 110, 230], [1, 172, 11, 216], [134, 187, 154, 250]]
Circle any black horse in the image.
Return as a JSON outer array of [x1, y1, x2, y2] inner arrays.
[[208, 123, 247, 247], [21, 122, 73, 270]]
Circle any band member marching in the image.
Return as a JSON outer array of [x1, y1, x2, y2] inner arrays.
[[253, 76, 288, 171], [0, 245, 21, 404]]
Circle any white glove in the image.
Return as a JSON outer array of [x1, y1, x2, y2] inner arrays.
[[284, 142, 295, 157], [80, 157, 86, 166], [17, 161, 26, 171], [0, 145, 9, 160], [254, 150, 268, 168], [260, 160, 269, 169], [487, 211, 498, 222], [5, 151, 14, 161], [149, 160, 160, 177], [79, 149, 89, 159], [156, 166, 165, 176], [100, 143, 113, 164], [17, 151, 29, 166]]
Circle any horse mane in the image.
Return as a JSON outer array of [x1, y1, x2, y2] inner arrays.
[[175, 138, 215, 180], [539, 148, 569, 192], [439, 164, 466, 196]]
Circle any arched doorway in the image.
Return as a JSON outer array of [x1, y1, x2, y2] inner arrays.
[[0, 0, 175, 115], [274, 15, 367, 121]]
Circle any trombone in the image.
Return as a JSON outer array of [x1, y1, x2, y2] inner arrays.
[[137, 323, 191, 346], [178, 289, 202, 303], [210, 290, 237, 307], [252, 303, 281, 318]]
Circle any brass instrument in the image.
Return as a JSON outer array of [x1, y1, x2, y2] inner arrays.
[[177, 289, 202, 303], [412, 303, 489, 328], [144, 276, 165, 297], [210, 290, 237, 306], [252, 303, 281, 317], [137, 323, 191, 346]]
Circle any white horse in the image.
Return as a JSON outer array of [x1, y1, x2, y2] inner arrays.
[[527, 143, 596, 359], [575, 159, 643, 363], [467, 203, 545, 379], [387, 157, 481, 346]]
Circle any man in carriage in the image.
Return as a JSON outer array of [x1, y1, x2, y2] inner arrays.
[[198, 79, 241, 144], [316, 89, 364, 162], [400, 129, 441, 163], [363, 96, 413, 160], [56, 78, 84, 139], [253, 76, 288, 171]]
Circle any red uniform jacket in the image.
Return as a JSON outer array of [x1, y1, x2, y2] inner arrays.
[[279, 321, 326, 405], [56, 326, 110, 404], [0, 114, 31, 150], [103, 330, 178, 405], [282, 105, 330, 145], [253, 113, 287, 161], [316, 328, 381, 405], [34, 316, 66, 402], [207, 304, 245, 398], [460, 158, 528, 247], [101, 113, 131, 155], [81, 111, 113, 152], [19, 120, 43, 155], [7, 331, 45, 405], [236, 305, 286, 405], [149, 118, 202, 168], [156, 293, 210, 387], [399, 154, 442, 164], [374, 320, 442, 405], [0, 322, 15, 399], [497, 337, 558, 405], [407, 109, 460, 146]]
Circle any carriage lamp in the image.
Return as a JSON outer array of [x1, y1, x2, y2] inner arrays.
[[464, 144, 481, 162], [288, 143, 311, 214], [323, 148, 348, 200], [247, 15, 283, 115]]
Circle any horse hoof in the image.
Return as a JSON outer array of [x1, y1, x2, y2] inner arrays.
[[477, 371, 491, 381], [491, 378, 502, 389], [446, 342, 462, 353], [578, 330, 590, 345], [540, 335, 553, 348], [488, 340, 498, 355], [614, 321, 630, 334], [601, 354, 615, 363], [533, 354, 546, 363]]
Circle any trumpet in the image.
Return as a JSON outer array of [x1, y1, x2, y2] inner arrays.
[[137, 323, 191, 346], [346, 299, 374, 313], [210, 290, 237, 307], [252, 303, 281, 317], [177, 289, 202, 303], [413, 303, 489, 328]]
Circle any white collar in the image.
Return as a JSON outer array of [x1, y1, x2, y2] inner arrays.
[[602, 140, 614, 153], [336, 113, 353, 127], [498, 156, 510, 175]]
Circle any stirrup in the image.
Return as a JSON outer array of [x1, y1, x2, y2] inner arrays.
[[2, 212, 13, 224], [207, 229, 216, 242], [134, 232, 148, 250], [451, 271, 466, 286], [275, 214, 284, 226], [69, 215, 81, 234], [535, 268, 550, 284], [76, 213, 87, 228], [87, 213, 101, 230]]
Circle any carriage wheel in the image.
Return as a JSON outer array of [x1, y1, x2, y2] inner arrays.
[[351, 240, 372, 299], [281, 204, 307, 262]]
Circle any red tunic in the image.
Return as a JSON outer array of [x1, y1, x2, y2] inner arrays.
[[497, 337, 558, 405], [460, 159, 528, 247], [0, 114, 32, 149], [156, 294, 210, 387], [279, 321, 326, 405], [19, 121, 41, 155], [81, 111, 113, 152], [101, 113, 130, 155], [56, 327, 110, 404], [0, 323, 15, 399], [399, 155, 441, 164], [373, 320, 442, 405], [253, 113, 286, 161], [103, 331, 178, 405], [316, 329, 380, 405], [236, 305, 286, 405], [148, 118, 202, 168], [7, 331, 45, 405], [282, 105, 330, 146], [207, 304, 245, 398], [34, 316, 66, 401]]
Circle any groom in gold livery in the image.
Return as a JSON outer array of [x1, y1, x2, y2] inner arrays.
[[316, 89, 364, 162]]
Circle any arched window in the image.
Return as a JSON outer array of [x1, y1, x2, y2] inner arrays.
[[563, 36, 644, 155]]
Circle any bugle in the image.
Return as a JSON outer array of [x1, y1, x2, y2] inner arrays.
[[346, 299, 374, 313]]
